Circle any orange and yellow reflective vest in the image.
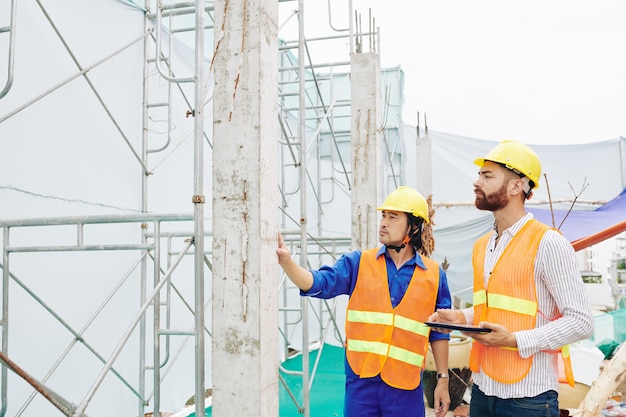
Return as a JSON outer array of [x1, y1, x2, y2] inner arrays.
[[345, 248, 440, 390], [469, 219, 575, 386]]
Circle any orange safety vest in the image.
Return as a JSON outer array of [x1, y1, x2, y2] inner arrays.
[[469, 220, 575, 387], [345, 248, 440, 390]]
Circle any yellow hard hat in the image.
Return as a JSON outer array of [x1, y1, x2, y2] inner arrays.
[[474, 140, 542, 189], [377, 186, 429, 223]]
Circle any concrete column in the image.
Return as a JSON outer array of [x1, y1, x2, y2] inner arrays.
[[416, 134, 433, 197], [212, 0, 279, 416], [351, 52, 383, 250]]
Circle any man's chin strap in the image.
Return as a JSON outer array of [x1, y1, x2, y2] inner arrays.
[[386, 236, 411, 253]]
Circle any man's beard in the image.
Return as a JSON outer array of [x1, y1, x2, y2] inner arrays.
[[475, 182, 509, 211]]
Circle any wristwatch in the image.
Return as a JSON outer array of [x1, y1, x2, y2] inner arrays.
[[436, 373, 449, 379]]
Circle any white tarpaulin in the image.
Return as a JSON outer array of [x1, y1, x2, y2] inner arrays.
[[422, 130, 626, 301]]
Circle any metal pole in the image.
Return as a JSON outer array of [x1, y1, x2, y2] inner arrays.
[[297, 1, 310, 416], [0, 228, 9, 417], [139, 1, 152, 415], [192, 2, 207, 417], [0, 0, 17, 99]]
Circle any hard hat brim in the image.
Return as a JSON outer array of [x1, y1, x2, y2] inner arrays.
[[474, 158, 486, 167]]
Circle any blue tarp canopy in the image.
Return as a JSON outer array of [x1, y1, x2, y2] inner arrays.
[[528, 187, 626, 250]]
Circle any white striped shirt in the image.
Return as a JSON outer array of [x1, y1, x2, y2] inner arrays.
[[462, 212, 594, 398]]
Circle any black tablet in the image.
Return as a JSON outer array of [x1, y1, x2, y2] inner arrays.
[[424, 322, 492, 333]]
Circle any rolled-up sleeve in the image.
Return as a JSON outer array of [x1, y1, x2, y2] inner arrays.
[[302, 251, 362, 298]]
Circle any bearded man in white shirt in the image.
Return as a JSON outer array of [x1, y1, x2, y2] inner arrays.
[[430, 140, 594, 417]]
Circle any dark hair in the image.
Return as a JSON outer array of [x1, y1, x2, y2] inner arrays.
[[499, 162, 534, 199], [408, 214, 424, 251]]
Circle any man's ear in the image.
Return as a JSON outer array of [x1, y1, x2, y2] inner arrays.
[[509, 178, 525, 197]]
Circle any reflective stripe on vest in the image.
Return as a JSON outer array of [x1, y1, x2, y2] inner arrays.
[[394, 315, 431, 336], [388, 345, 425, 367], [347, 339, 389, 356], [472, 290, 537, 319], [346, 339, 425, 368], [473, 289, 486, 307], [469, 220, 575, 386], [486, 293, 538, 316], [345, 248, 440, 390], [347, 311, 431, 367], [347, 310, 394, 325]]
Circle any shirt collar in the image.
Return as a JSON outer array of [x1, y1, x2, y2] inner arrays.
[[492, 212, 534, 237], [376, 246, 428, 270]]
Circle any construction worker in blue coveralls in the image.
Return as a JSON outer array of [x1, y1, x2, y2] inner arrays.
[[277, 186, 452, 417], [429, 140, 594, 417]]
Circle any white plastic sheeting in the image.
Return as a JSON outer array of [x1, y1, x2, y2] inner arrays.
[[420, 130, 626, 302], [0, 1, 208, 416]]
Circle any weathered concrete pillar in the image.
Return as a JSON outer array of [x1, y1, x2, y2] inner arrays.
[[212, 0, 279, 416], [351, 52, 383, 250]]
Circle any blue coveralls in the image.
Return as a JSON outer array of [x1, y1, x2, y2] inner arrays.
[[303, 246, 452, 417]]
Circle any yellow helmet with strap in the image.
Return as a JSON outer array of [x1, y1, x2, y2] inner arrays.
[[377, 186, 429, 223], [474, 140, 542, 189]]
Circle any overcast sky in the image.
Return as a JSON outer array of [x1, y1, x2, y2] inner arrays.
[[292, 0, 626, 145]]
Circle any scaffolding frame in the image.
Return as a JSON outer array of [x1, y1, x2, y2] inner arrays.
[[0, 0, 16, 99], [0, 1, 407, 416]]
